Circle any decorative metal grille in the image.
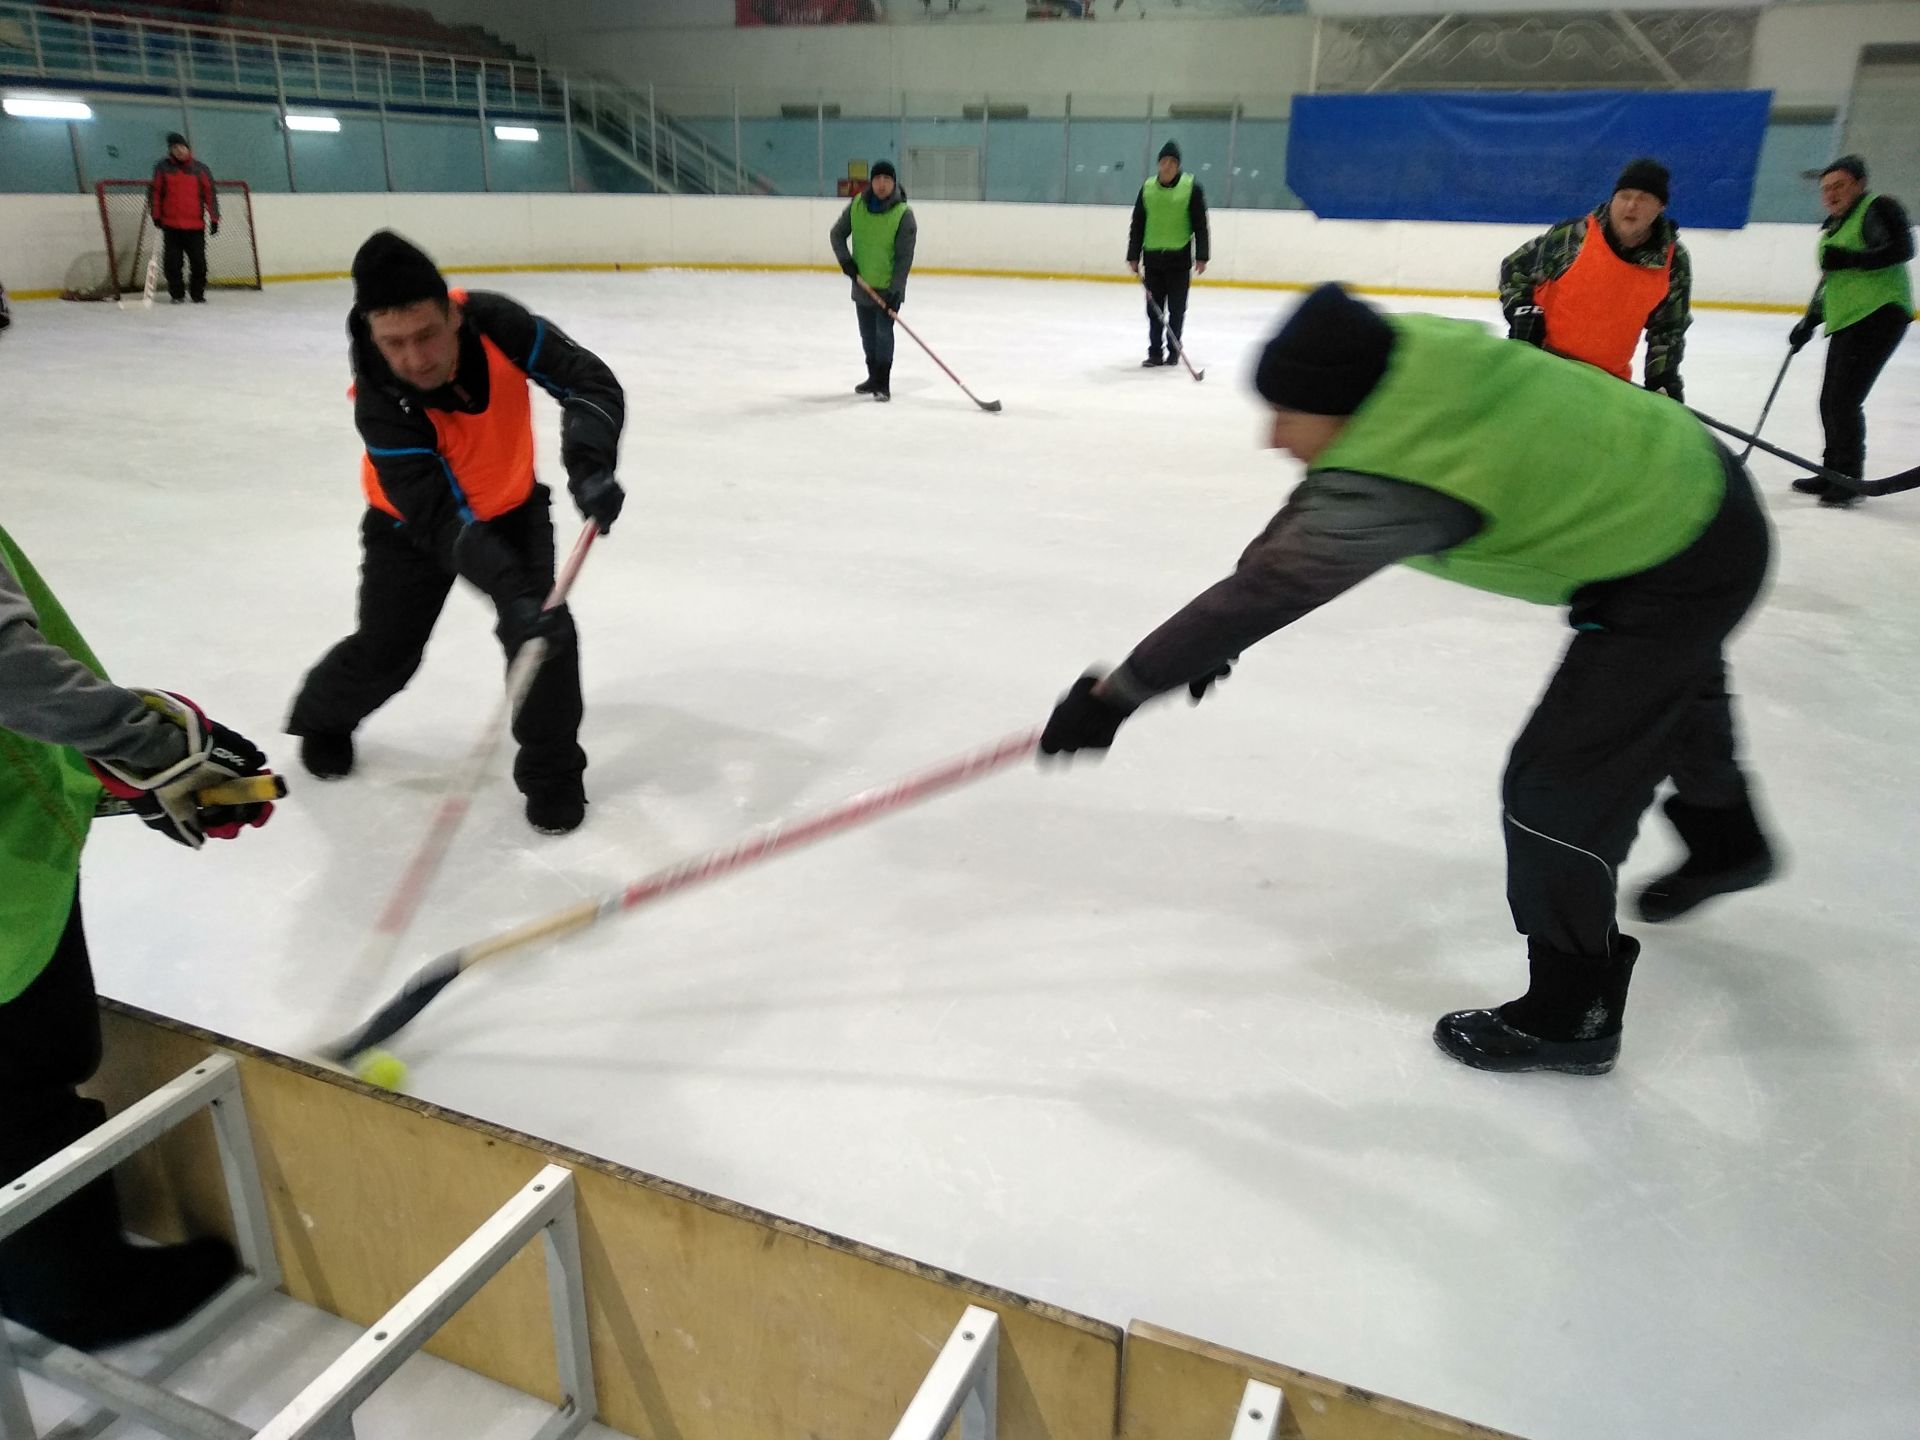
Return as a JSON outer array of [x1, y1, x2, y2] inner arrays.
[[1313, 10, 1757, 93]]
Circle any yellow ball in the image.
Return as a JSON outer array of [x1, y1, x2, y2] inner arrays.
[[355, 1049, 409, 1092]]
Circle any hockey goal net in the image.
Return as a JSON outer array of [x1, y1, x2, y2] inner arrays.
[[63, 180, 263, 301]]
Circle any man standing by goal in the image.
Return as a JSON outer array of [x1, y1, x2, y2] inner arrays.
[[286, 231, 626, 835], [148, 132, 218, 305]]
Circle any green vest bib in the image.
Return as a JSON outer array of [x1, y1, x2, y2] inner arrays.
[[1818, 192, 1914, 334], [0, 526, 105, 1002], [849, 196, 908, 290], [1313, 315, 1725, 606], [1141, 174, 1194, 252]]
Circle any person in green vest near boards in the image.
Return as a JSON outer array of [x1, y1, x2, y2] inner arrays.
[[0, 523, 278, 1348], [830, 159, 917, 403], [1786, 155, 1913, 509], [1037, 284, 1778, 1077], [1127, 140, 1210, 368]]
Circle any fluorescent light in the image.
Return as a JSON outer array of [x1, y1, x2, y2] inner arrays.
[[4, 96, 93, 121], [284, 112, 340, 133], [493, 125, 539, 143]]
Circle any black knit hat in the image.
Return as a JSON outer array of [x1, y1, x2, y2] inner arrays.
[[351, 230, 449, 315], [1821, 154, 1867, 182], [1158, 140, 1181, 163], [166, 131, 188, 148], [1253, 284, 1395, 416], [870, 159, 897, 181], [1613, 157, 1669, 205]]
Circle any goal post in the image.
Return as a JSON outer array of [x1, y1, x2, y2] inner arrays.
[[63, 179, 263, 301]]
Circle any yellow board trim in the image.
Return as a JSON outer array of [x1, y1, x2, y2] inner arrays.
[[11, 260, 1822, 313]]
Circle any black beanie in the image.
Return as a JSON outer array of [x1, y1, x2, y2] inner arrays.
[[1158, 140, 1180, 163], [352, 230, 449, 315], [1821, 154, 1867, 182], [870, 159, 897, 181], [166, 131, 188, 148], [1613, 157, 1669, 205], [1253, 284, 1395, 416]]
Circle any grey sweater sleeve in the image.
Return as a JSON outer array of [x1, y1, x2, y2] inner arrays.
[[0, 560, 185, 772], [1107, 471, 1484, 703], [829, 204, 854, 270], [892, 208, 917, 289]]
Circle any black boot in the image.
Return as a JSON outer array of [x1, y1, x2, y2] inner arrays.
[[1791, 475, 1827, 495], [525, 776, 586, 835], [0, 1097, 238, 1350], [873, 364, 891, 402], [854, 366, 879, 396], [299, 731, 355, 780], [1141, 352, 1165, 368], [1635, 795, 1776, 923], [1434, 937, 1639, 1075]]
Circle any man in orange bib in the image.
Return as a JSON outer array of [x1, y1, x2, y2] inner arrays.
[[287, 232, 626, 835], [1500, 158, 1692, 402]]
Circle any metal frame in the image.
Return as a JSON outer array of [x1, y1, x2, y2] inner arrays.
[[0, 1056, 280, 1440], [1228, 1379, 1284, 1440], [887, 1304, 999, 1440], [252, 1165, 594, 1440]]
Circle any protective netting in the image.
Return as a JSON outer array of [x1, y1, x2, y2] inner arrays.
[[65, 180, 262, 301]]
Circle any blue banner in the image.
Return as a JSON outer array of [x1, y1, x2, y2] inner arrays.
[[1286, 90, 1772, 230]]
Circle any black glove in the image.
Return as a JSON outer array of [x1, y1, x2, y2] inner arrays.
[[499, 595, 573, 653], [1819, 246, 1859, 273], [1040, 672, 1135, 757], [89, 691, 275, 848], [1187, 661, 1232, 702], [882, 288, 904, 312], [841, 260, 860, 280], [1506, 304, 1547, 347], [1644, 374, 1683, 403], [1788, 316, 1817, 353], [571, 470, 625, 535], [209, 219, 220, 237]]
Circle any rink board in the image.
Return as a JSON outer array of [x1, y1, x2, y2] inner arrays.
[[91, 1001, 1517, 1440]]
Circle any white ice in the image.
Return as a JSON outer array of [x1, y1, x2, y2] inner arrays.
[[7, 271, 1919, 1440]]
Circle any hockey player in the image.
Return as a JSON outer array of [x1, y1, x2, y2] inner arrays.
[[0, 523, 276, 1349], [148, 132, 219, 305], [1786, 155, 1914, 509], [1040, 285, 1777, 1077], [830, 160, 917, 402], [1127, 141, 1210, 368], [286, 231, 626, 835], [1499, 158, 1690, 400]]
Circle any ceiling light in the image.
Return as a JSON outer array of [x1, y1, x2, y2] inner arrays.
[[284, 113, 341, 132], [493, 125, 539, 142], [4, 96, 93, 120]]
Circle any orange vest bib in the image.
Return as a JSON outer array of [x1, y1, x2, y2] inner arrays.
[[360, 295, 536, 522], [1533, 219, 1673, 381]]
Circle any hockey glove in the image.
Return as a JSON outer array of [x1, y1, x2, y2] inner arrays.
[[1644, 374, 1684, 403], [1788, 316, 1817, 353], [1506, 304, 1547, 348], [1818, 246, 1859, 273], [1041, 672, 1135, 757], [89, 691, 275, 848], [209, 219, 220, 237], [571, 469, 625, 535], [882, 288, 904, 312], [1188, 660, 1233, 703], [841, 260, 860, 280], [499, 595, 575, 654]]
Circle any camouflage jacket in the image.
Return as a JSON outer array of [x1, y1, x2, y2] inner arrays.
[[1499, 206, 1691, 390]]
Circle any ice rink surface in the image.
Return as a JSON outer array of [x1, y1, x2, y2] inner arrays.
[[7, 270, 1918, 1440]]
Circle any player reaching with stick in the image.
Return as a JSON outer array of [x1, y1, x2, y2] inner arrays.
[[287, 232, 626, 835]]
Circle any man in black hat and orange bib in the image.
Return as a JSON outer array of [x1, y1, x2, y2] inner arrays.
[[1499, 157, 1692, 401], [287, 231, 626, 835]]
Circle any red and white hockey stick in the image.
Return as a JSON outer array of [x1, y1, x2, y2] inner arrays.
[[320, 726, 1042, 1066]]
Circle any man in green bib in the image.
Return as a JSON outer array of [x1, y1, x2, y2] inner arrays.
[[1787, 155, 1913, 508], [1038, 285, 1777, 1076], [1127, 140, 1210, 368], [1, 523, 278, 1347], [830, 159, 917, 402]]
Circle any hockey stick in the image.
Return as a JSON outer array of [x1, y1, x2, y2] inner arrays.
[[1689, 409, 1920, 498], [858, 279, 1002, 412], [320, 725, 1042, 1067], [314, 521, 600, 1048], [1738, 347, 1793, 464], [1140, 277, 1205, 382]]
